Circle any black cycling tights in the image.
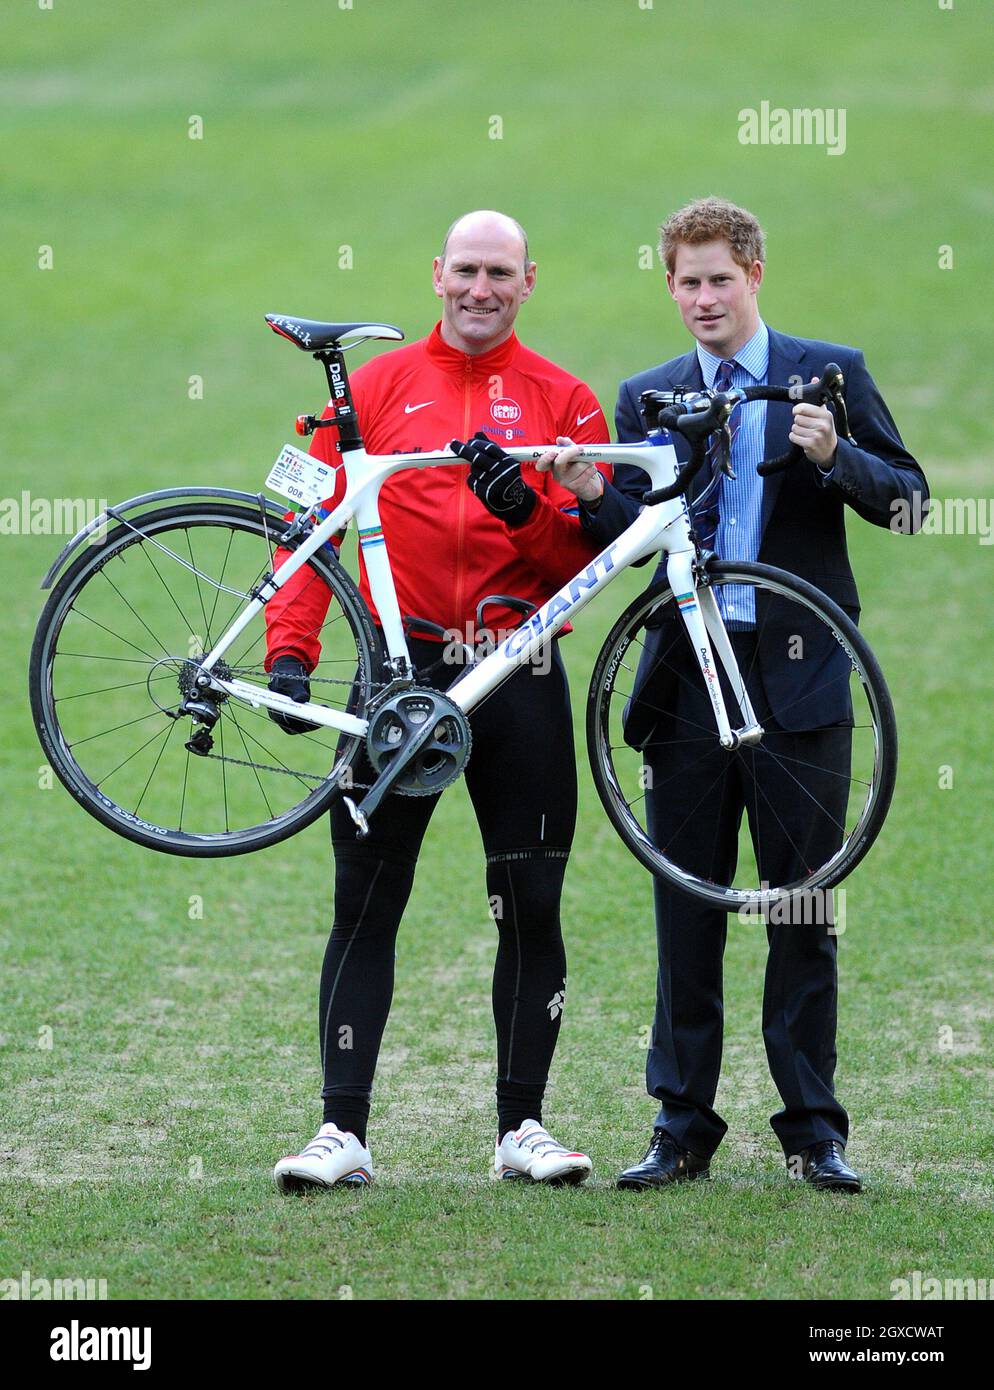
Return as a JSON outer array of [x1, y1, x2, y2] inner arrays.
[[318, 637, 577, 1144]]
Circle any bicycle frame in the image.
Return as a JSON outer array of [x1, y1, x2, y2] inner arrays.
[[200, 439, 762, 749]]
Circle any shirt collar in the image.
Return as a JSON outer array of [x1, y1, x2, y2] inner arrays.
[[696, 319, 769, 386], [425, 321, 520, 374]]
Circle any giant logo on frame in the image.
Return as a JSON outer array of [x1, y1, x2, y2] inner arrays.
[[490, 397, 522, 425]]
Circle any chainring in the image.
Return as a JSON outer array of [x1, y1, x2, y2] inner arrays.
[[366, 687, 472, 796]]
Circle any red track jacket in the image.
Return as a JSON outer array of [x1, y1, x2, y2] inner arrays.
[[264, 323, 610, 670]]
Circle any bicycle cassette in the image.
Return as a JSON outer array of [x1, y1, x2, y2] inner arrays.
[[366, 687, 471, 796]]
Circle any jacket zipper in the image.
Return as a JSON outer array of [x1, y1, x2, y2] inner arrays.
[[453, 358, 473, 633]]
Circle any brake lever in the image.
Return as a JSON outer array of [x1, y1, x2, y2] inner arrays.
[[815, 363, 856, 444], [757, 363, 855, 476], [830, 381, 856, 445], [716, 421, 737, 479]]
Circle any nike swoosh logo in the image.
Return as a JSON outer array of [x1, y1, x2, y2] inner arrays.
[[404, 401, 434, 414], [576, 409, 599, 426]]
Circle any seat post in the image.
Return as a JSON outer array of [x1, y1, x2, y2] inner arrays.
[[315, 348, 364, 451]]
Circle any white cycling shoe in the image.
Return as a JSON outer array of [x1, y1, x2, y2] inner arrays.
[[494, 1120, 592, 1185], [273, 1123, 373, 1193]]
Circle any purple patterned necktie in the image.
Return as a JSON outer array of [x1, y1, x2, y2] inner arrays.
[[694, 359, 739, 550]]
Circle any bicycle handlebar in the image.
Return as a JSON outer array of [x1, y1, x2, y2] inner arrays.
[[639, 363, 851, 506]]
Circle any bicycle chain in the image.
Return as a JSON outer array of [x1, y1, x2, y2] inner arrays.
[[225, 666, 384, 689], [201, 749, 335, 782]]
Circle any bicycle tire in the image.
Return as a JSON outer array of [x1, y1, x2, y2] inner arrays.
[[30, 502, 383, 857], [587, 559, 897, 911]]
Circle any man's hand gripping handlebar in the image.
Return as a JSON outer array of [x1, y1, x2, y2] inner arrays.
[[638, 363, 852, 506]]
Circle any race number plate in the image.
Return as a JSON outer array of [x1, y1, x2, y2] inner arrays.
[[266, 444, 336, 507]]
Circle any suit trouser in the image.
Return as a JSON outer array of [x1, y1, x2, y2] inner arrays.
[[642, 633, 851, 1159]]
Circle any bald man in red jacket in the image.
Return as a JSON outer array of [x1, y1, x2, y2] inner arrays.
[[271, 211, 611, 1193]]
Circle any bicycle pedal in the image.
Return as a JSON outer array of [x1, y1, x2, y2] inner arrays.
[[342, 796, 369, 838]]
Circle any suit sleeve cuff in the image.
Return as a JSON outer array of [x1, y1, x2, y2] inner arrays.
[[814, 451, 838, 486]]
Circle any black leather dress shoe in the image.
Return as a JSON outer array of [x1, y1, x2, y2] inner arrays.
[[616, 1129, 710, 1190], [795, 1140, 862, 1192]]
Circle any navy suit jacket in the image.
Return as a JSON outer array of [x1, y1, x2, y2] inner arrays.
[[581, 328, 929, 739]]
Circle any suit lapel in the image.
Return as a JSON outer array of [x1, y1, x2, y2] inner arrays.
[[760, 330, 807, 539]]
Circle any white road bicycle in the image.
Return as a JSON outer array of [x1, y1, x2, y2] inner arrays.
[[30, 315, 897, 911]]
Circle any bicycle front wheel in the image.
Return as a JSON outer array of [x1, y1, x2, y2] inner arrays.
[[30, 503, 383, 856], [587, 560, 897, 911]]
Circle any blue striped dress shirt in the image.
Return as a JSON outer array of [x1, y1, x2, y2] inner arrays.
[[697, 321, 770, 626]]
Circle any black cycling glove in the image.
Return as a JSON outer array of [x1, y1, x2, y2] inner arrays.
[[267, 654, 319, 735], [450, 431, 537, 528]]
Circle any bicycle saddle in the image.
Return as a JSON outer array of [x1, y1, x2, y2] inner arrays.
[[265, 314, 404, 351]]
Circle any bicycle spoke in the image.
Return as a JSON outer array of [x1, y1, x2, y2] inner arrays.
[[97, 569, 174, 660], [752, 670, 859, 725], [624, 629, 734, 727], [645, 755, 733, 855], [179, 746, 191, 831], [139, 537, 201, 642], [205, 527, 235, 637], [134, 720, 179, 815], [739, 760, 815, 879], [611, 684, 723, 741], [55, 650, 162, 664], [218, 716, 229, 832], [57, 673, 177, 701], [96, 722, 174, 790], [225, 704, 276, 821], [739, 745, 848, 837], [68, 608, 162, 664], [750, 746, 870, 789], [68, 708, 166, 748], [106, 515, 251, 594], [185, 529, 213, 650], [613, 733, 719, 748], [634, 749, 722, 803], [211, 556, 273, 647]]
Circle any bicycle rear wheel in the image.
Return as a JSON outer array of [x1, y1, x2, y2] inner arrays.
[[587, 560, 897, 912], [30, 502, 383, 856]]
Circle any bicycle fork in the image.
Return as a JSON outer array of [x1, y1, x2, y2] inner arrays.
[[665, 550, 764, 750]]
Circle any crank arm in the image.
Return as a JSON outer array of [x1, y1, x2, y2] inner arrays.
[[345, 715, 444, 834]]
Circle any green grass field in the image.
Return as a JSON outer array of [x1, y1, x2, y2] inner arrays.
[[2, 0, 992, 1301]]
